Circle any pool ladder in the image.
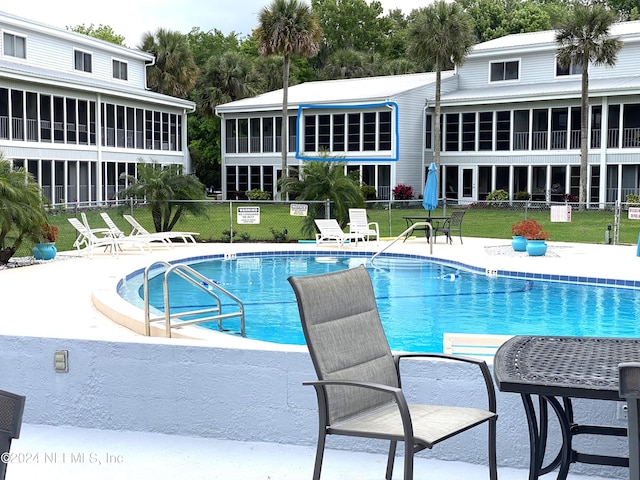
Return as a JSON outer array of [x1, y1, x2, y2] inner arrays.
[[143, 261, 245, 338], [371, 222, 433, 267]]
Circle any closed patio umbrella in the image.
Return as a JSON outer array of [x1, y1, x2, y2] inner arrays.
[[422, 162, 438, 218]]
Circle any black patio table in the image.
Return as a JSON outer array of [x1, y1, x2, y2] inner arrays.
[[494, 335, 640, 480], [402, 215, 449, 241]]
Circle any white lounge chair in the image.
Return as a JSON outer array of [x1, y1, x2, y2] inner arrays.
[[314, 219, 364, 247], [68, 217, 118, 258], [123, 214, 199, 244], [348, 208, 380, 243], [100, 212, 170, 250]]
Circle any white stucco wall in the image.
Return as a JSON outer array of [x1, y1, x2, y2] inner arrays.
[[0, 334, 627, 478]]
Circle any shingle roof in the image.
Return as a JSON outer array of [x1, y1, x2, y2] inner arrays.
[[215, 72, 454, 113]]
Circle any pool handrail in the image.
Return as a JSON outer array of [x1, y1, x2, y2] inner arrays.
[[143, 261, 245, 338], [371, 222, 433, 266]]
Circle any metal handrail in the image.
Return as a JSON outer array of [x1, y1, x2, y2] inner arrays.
[[371, 222, 433, 266], [143, 261, 245, 338]]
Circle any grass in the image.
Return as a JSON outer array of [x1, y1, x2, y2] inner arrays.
[[15, 202, 636, 257]]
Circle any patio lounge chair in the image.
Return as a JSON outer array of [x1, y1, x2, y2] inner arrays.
[[288, 266, 498, 480], [348, 208, 379, 243], [0, 389, 26, 480], [314, 219, 364, 247], [619, 362, 640, 479], [123, 214, 199, 244], [68, 217, 118, 257], [99, 212, 169, 250], [433, 210, 465, 244]]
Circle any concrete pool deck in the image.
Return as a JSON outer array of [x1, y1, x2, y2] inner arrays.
[[1, 236, 638, 479]]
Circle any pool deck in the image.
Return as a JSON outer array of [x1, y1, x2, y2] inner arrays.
[[1, 236, 637, 480]]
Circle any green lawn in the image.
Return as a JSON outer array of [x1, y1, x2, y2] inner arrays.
[[18, 202, 638, 257]]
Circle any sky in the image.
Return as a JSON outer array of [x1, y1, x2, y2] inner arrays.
[[3, 0, 432, 48]]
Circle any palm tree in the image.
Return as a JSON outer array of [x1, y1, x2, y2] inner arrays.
[[118, 161, 207, 233], [279, 160, 364, 237], [254, 0, 322, 192], [197, 51, 261, 113], [0, 154, 48, 265], [556, 3, 622, 208], [139, 28, 199, 99], [407, 1, 475, 183]]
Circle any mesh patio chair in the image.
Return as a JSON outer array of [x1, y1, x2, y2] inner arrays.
[[288, 265, 497, 480], [619, 362, 640, 480], [434, 210, 465, 244], [0, 389, 26, 480]]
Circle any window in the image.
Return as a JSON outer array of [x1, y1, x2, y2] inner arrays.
[[112, 59, 128, 80], [379, 111, 391, 151], [425, 114, 432, 149], [333, 114, 345, 151], [496, 111, 510, 150], [3, 33, 26, 58], [445, 113, 459, 151], [462, 113, 475, 151], [74, 50, 92, 73], [347, 113, 360, 151], [304, 114, 316, 152], [556, 59, 582, 77], [478, 112, 493, 151], [363, 112, 376, 151], [318, 114, 330, 150], [490, 60, 519, 82]]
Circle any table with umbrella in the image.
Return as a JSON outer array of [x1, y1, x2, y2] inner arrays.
[[402, 162, 449, 241]]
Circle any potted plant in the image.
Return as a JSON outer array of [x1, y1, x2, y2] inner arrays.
[[511, 219, 548, 256], [32, 223, 58, 260]]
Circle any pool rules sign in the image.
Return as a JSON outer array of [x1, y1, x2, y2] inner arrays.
[[237, 206, 260, 224]]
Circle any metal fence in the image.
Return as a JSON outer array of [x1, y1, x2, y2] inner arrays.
[[55, 198, 640, 247]]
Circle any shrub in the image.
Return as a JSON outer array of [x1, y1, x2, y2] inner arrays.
[[270, 227, 288, 242], [392, 184, 414, 200], [514, 191, 531, 201], [626, 194, 640, 207], [245, 189, 271, 200], [361, 184, 377, 200], [486, 189, 509, 208]]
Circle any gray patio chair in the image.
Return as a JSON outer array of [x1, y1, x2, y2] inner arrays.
[[288, 265, 497, 480], [619, 362, 640, 480], [0, 389, 26, 480], [434, 210, 465, 244]]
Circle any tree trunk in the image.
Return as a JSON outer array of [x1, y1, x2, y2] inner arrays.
[[280, 54, 291, 199], [434, 69, 442, 196], [580, 61, 589, 211], [0, 247, 17, 266]]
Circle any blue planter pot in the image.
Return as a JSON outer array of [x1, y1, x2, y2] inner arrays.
[[32, 242, 57, 260], [526, 240, 547, 257], [512, 235, 527, 252]]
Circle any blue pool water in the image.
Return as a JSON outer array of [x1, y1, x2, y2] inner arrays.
[[119, 252, 640, 353]]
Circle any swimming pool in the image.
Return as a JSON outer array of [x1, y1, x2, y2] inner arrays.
[[117, 251, 640, 352]]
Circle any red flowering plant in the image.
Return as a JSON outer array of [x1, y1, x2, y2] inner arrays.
[[511, 219, 548, 240], [392, 184, 414, 200], [39, 224, 59, 243]]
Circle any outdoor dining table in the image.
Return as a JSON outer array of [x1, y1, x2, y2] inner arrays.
[[494, 335, 639, 480], [402, 215, 450, 241]]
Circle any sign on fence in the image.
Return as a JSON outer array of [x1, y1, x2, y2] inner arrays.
[[550, 205, 572, 222], [290, 204, 308, 217], [237, 206, 260, 224], [629, 207, 640, 219]]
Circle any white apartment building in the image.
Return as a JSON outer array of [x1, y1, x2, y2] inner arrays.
[[0, 11, 195, 205], [216, 20, 640, 206]]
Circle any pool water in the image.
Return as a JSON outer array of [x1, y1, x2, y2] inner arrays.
[[123, 254, 640, 353]]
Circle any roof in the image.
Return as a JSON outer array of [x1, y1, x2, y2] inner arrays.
[[0, 60, 195, 110], [215, 72, 454, 114], [471, 19, 640, 57], [0, 10, 151, 60]]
